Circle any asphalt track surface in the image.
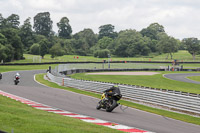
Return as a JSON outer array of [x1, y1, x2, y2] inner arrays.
[[164, 73, 200, 84], [0, 70, 200, 133]]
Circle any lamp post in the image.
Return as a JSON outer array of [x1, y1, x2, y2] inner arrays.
[[108, 54, 110, 69]]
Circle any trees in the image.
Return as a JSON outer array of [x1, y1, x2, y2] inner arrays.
[[157, 33, 178, 59], [141, 23, 165, 40], [33, 12, 53, 37], [0, 14, 5, 29], [30, 43, 40, 55], [19, 17, 34, 50], [2, 12, 200, 62], [0, 13, 20, 29], [97, 37, 113, 49], [0, 28, 23, 60], [0, 33, 14, 62], [115, 30, 151, 57], [98, 24, 117, 39], [49, 43, 65, 58], [57, 17, 72, 39], [94, 49, 110, 58], [39, 39, 49, 58], [6, 14, 20, 29], [72, 28, 97, 55], [182, 38, 200, 60]]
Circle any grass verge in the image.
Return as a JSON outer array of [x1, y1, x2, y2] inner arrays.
[[187, 76, 200, 82], [70, 71, 200, 94], [0, 65, 57, 73], [0, 94, 123, 133], [36, 73, 200, 126]]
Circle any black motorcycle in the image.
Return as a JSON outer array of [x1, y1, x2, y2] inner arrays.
[[96, 92, 122, 112], [0, 73, 2, 80], [14, 76, 20, 85]]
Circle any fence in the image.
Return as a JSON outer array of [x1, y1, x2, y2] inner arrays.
[[47, 72, 200, 115]]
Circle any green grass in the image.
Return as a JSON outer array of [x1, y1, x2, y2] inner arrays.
[[0, 65, 57, 73], [8, 50, 200, 63], [35, 73, 200, 126], [70, 71, 200, 94], [0, 94, 123, 133], [187, 76, 200, 82], [0, 68, 123, 133]]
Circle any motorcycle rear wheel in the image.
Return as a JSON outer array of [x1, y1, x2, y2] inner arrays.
[[106, 100, 117, 112]]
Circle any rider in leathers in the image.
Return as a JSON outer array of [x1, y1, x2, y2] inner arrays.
[[103, 85, 122, 106], [104, 85, 121, 97]]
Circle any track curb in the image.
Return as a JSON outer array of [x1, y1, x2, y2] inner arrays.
[[0, 90, 154, 133]]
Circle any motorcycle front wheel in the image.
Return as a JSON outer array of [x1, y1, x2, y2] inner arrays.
[[96, 101, 102, 110]]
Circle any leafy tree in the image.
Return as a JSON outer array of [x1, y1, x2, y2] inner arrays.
[[182, 38, 200, 60], [57, 17, 72, 38], [115, 43, 128, 57], [33, 12, 53, 37], [0, 33, 7, 44], [141, 23, 165, 40], [115, 30, 151, 57], [49, 43, 65, 58], [0, 44, 14, 62], [19, 17, 34, 50], [97, 36, 113, 49], [5, 14, 20, 29], [0, 28, 23, 60], [0, 13, 5, 29], [39, 39, 49, 58], [98, 24, 117, 39], [0, 44, 6, 61], [59, 39, 74, 54], [33, 34, 46, 43], [0, 33, 14, 62], [30, 43, 40, 55], [72, 28, 97, 55], [157, 33, 178, 59]]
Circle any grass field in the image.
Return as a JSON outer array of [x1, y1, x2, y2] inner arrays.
[[187, 76, 200, 82], [0, 94, 122, 133], [70, 71, 200, 94], [8, 50, 200, 63], [0, 65, 56, 73]]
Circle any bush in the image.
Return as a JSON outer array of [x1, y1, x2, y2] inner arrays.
[[94, 49, 110, 58], [30, 43, 40, 55]]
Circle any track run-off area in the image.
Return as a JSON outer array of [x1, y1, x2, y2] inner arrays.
[[0, 70, 200, 133]]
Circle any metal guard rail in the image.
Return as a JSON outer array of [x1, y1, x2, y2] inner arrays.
[[47, 72, 200, 115]]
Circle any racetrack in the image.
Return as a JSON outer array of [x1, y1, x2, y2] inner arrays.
[[0, 70, 200, 133], [164, 73, 200, 84]]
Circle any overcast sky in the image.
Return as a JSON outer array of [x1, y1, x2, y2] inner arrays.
[[0, 0, 199, 40]]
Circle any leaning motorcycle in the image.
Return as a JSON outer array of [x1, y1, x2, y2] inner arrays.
[[0, 73, 2, 80], [96, 92, 122, 112], [14, 76, 20, 85]]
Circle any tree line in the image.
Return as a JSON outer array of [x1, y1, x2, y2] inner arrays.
[[0, 12, 200, 62]]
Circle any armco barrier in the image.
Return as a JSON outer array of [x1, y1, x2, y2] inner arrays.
[[47, 72, 200, 115]]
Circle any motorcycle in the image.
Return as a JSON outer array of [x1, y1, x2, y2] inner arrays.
[[0, 73, 2, 80], [96, 92, 122, 112], [14, 76, 20, 85]]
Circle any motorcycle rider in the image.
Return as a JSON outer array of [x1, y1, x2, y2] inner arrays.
[[14, 72, 20, 80], [103, 85, 122, 103]]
